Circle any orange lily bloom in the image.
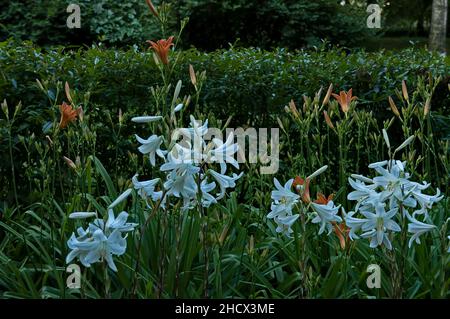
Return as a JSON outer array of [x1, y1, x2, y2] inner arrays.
[[314, 192, 334, 205], [59, 102, 81, 129], [332, 88, 357, 113], [293, 176, 311, 203], [332, 222, 350, 250], [147, 36, 174, 65]]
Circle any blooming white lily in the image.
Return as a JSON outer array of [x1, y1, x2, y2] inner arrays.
[[359, 204, 400, 250], [406, 213, 436, 248], [135, 134, 166, 166], [208, 133, 240, 172], [311, 201, 342, 235], [132, 174, 162, 202], [274, 214, 300, 237], [208, 167, 243, 200], [267, 178, 299, 219], [346, 139, 444, 251], [66, 209, 137, 271]]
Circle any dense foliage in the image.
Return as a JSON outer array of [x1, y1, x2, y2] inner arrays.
[[1, 0, 374, 48], [1, 40, 449, 128]]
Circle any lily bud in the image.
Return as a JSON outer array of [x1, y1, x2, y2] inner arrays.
[[382, 129, 390, 149], [322, 83, 333, 106], [284, 105, 290, 113], [189, 64, 197, 86], [248, 235, 254, 255], [289, 99, 300, 118], [69, 212, 97, 219], [323, 111, 335, 130], [402, 80, 409, 101], [388, 96, 400, 117], [145, 0, 159, 17], [307, 165, 328, 180], [63, 156, 77, 170], [65, 81, 73, 104], [78, 106, 84, 122], [395, 135, 415, 154], [108, 188, 132, 209], [1, 99, 8, 118], [46, 135, 53, 146], [424, 98, 431, 116], [36, 79, 45, 92], [118, 108, 123, 124]]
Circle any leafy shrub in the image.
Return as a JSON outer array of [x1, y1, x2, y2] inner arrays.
[[0, 40, 448, 128], [1, 0, 374, 48], [0, 0, 159, 45], [174, 0, 374, 50]]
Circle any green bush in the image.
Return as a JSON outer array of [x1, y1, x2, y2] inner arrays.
[[1, 0, 375, 48], [174, 0, 374, 50], [1, 40, 448, 128], [0, 0, 158, 45]]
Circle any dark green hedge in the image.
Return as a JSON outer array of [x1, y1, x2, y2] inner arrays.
[[1, 0, 373, 49], [1, 40, 449, 129]]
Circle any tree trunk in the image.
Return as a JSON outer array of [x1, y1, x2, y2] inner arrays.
[[429, 0, 448, 53]]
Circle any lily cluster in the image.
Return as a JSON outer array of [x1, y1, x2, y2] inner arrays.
[[267, 166, 344, 239], [132, 114, 243, 211], [66, 209, 137, 271], [345, 159, 443, 249]]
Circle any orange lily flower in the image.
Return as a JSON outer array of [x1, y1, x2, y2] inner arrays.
[[332, 88, 357, 113], [147, 36, 174, 65], [332, 222, 350, 250], [293, 176, 311, 203], [59, 102, 81, 129], [314, 192, 334, 205]]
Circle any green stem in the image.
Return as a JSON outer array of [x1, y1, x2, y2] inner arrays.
[[8, 124, 19, 207]]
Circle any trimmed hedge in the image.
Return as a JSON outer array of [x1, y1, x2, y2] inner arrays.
[[1, 40, 449, 129]]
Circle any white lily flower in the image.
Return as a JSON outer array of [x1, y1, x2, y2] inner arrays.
[[106, 209, 138, 232], [135, 134, 166, 166], [267, 178, 299, 219], [66, 229, 126, 271], [132, 174, 162, 202], [347, 177, 377, 202], [274, 214, 300, 237], [66, 210, 137, 271], [406, 213, 436, 248], [311, 201, 342, 235], [208, 168, 243, 200], [411, 187, 443, 210], [177, 116, 209, 139], [360, 204, 400, 250], [344, 210, 368, 240], [200, 179, 217, 208], [161, 151, 199, 201], [208, 132, 239, 170]]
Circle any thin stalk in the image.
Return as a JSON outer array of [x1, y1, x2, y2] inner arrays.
[[7, 124, 19, 207]]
